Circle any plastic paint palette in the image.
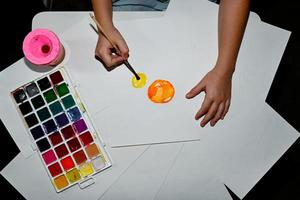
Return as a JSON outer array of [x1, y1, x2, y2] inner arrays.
[[11, 67, 111, 192]]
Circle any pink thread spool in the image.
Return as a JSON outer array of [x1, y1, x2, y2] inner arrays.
[[22, 29, 65, 66]]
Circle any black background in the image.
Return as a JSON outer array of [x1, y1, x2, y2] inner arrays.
[[0, 0, 299, 199]]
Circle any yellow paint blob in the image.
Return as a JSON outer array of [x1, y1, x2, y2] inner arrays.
[[148, 80, 175, 103], [79, 162, 94, 177], [66, 168, 81, 183], [131, 73, 147, 88], [53, 174, 69, 190]]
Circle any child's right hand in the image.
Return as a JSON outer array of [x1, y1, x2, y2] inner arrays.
[[95, 27, 129, 68]]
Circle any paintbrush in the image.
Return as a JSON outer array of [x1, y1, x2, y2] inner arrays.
[[89, 13, 140, 80]]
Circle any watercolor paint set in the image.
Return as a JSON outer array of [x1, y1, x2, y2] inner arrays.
[[11, 67, 112, 192]]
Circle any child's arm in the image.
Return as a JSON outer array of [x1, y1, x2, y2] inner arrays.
[[186, 0, 251, 127], [92, 0, 129, 67]]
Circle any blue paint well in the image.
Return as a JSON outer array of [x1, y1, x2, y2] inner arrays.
[[67, 107, 81, 122], [55, 113, 69, 128]]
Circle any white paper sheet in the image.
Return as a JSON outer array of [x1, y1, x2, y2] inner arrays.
[[61, 6, 223, 146], [59, 0, 291, 148]]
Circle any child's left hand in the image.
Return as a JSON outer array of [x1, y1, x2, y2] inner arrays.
[[186, 67, 232, 127]]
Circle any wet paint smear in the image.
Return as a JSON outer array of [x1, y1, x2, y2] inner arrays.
[[131, 73, 147, 88], [148, 80, 175, 103]]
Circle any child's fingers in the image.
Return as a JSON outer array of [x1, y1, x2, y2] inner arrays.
[[101, 51, 124, 68], [200, 102, 219, 127], [115, 39, 129, 59], [186, 80, 205, 99], [222, 99, 231, 119], [111, 54, 125, 66], [195, 95, 212, 120], [210, 103, 224, 126]]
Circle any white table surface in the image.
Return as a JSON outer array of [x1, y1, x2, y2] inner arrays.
[[1, 0, 299, 199]]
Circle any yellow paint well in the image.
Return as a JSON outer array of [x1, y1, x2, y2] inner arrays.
[[79, 162, 94, 177]]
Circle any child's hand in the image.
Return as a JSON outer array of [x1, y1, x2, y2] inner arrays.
[[95, 27, 129, 68], [186, 67, 232, 127]]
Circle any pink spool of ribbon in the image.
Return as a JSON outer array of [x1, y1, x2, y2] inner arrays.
[[23, 29, 65, 66]]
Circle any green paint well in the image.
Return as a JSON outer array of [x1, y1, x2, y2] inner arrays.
[[37, 107, 51, 122], [56, 83, 69, 97], [43, 89, 57, 103], [62, 95, 75, 109], [49, 101, 63, 115]]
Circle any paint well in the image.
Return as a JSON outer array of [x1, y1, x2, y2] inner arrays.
[[92, 156, 106, 171], [43, 89, 57, 103], [53, 174, 69, 190], [13, 89, 27, 103], [85, 143, 100, 159], [61, 156, 75, 171], [79, 163, 94, 177], [37, 77, 51, 91], [55, 113, 69, 128], [19, 101, 32, 115], [49, 131, 63, 146], [56, 83, 69, 97], [55, 144, 69, 158], [43, 119, 57, 134], [36, 137, 51, 152], [67, 107, 81, 122], [79, 131, 94, 146], [61, 125, 75, 140], [66, 168, 81, 183], [148, 80, 175, 103], [30, 125, 45, 140], [50, 71, 63, 85], [62, 95, 75, 109], [48, 162, 63, 177], [131, 73, 147, 88], [73, 150, 87, 165], [42, 149, 57, 165], [37, 107, 51, 122], [25, 83, 39, 97], [49, 101, 63, 115], [31, 95, 45, 109], [73, 119, 87, 134], [24, 113, 39, 128], [67, 138, 81, 152]]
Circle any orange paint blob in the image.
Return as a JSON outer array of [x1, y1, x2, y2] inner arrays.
[[148, 80, 175, 103]]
